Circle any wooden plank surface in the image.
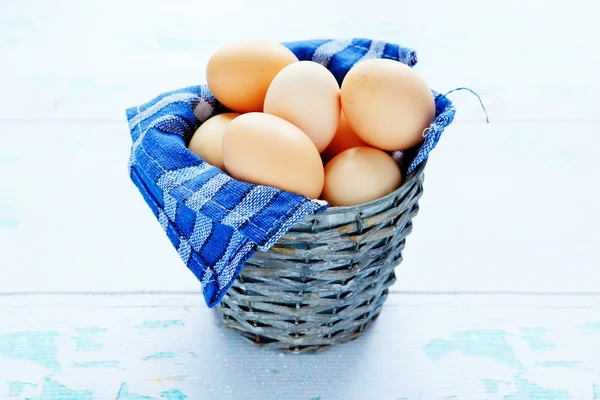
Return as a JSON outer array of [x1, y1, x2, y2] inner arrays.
[[1, 293, 600, 400], [1, 121, 598, 293], [0, 0, 598, 123], [2, 0, 600, 398]]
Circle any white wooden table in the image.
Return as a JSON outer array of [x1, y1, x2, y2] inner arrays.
[[1, 0, 599, 398]]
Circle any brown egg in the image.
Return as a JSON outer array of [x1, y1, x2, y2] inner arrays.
[[264, 61, 340, 152], [188, 113, 240, 170], [321, 111, 368, 163], [322, 147, 402, 207], [206, 39, 299, 113], [340, 59, 435, 151], [222, 113, 324, 199]]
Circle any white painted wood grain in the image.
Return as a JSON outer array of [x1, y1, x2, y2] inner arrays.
[[0, 121, 196, 293], [0, 121, 598, 293], [1, 294, 600, 400], [1, 0, 598, 123], [2, 1, 599, 399]]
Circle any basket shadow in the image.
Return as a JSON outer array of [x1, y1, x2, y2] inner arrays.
[[204, 307, 383, 398]]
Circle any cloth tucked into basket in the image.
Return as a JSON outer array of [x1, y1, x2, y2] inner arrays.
[[125, 38, 455, 307]]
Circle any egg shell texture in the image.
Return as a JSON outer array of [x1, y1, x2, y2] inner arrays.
[[206, 39, 299, 113], [340, 58, 435, 151], [264, 61, 341, 152], [188, 112, 240, 170], [321, 146, 402, 207], [222, 112, 325, 199]]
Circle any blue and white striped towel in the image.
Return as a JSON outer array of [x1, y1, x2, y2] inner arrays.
[[125, 38, 455, 307]]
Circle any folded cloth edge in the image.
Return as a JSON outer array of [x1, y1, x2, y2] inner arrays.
[[124, 38, 454, 308]]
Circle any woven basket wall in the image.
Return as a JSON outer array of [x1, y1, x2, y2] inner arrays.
[[216, 160, 426, 353]]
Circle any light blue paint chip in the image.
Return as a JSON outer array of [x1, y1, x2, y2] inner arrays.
[[72, 361, 120, 368], [504, 376, 569, 400], [482, 379, 502, 394], [28, 378, 94, 400], [116, 384, 156, 400], [423, 330, 524, 370], [0, 17, 32, 30], [521, 327, 556, 351], [593, 383, 600, 400], [0, 331, 60, 371], [8, 381, 37, 397], [144, 351, 175, 360], [583, 321, 600, 330], [534, 361, 582, 368], [3, 37, 19, 46], [161, 389, 187, 400], [138, 320, 185, 329], [521, 327, 551, 335], [8, 382, 24, 397], [0, 217, 18, 228], [73, 327, 106, 351]]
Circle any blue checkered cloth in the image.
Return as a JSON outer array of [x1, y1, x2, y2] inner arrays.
[[125, 38, 455, 307]]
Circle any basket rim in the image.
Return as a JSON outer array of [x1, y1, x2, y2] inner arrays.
[[315, 157, 427, 216]]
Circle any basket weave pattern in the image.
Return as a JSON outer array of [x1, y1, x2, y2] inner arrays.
[[217, 163, 425, 353]]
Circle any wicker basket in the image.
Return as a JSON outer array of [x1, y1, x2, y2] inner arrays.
[[217, 157, 426, 353]]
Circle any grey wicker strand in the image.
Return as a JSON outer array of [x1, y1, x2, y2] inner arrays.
[[216, 161, 426, 353]]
